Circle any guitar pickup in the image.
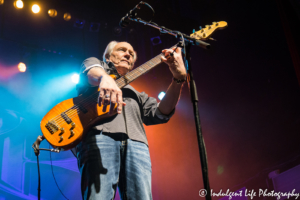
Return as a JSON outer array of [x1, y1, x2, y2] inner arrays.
[[61, 112, 72, 124]]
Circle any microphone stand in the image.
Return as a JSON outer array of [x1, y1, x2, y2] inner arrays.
[[125, 17, 212, 200], [32, 135, 60, 200]]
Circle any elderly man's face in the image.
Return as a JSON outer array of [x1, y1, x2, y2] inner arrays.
[[107, 42, 135, 76]]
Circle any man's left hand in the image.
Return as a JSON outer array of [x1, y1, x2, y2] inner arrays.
[[161, 47, 187, 80]]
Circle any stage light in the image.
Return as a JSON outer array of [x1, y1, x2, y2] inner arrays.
[[89, 22, 100, 32], [31, 4, 40, 14], [14, 0, 23, 9], [71, 74, 79, 84], [48, 9, 57, 17], [113, 26, 122, 36], [18, 62, 26, 72], [63, 13, 71, 21], [0, 0, 4, 5], [151, 36, 162, 46], [158, 91, 166, 100], [74, 19, 85, 29]]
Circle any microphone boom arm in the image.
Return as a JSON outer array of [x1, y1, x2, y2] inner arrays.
[[126, 17, 210, 49]]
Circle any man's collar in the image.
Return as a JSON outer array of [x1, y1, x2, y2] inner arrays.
[[106, 61, 121, 79]]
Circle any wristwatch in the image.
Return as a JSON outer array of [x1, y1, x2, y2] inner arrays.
[[173, 77, 186, 84]]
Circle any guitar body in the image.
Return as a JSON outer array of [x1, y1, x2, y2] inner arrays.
[[40, 87, 116, 150]]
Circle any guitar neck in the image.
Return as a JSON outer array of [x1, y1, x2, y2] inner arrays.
[[116, 45, 177, 88]]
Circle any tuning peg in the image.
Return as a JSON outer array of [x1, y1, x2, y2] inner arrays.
[[212, 21, 219, 26], [193, 29, 195, 33], [209, 38, 217, 41], [199, 26, 202, 30], [205, 25, 211, 29]]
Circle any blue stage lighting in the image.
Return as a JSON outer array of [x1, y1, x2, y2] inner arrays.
[[158, 91, 166, 100], [71, 73, 79, 84]]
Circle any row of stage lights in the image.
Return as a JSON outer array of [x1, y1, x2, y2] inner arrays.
[[0, 0, 72, 21], [1, 0, 167, 99], [2, 0, 72, 73]]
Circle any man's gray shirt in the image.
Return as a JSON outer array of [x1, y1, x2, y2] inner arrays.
[[77, 57, 174, 145]]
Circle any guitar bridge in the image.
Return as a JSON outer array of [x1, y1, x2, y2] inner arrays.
[[45, 120, 59, 134]]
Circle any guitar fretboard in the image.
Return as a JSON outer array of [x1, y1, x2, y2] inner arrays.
[[116, 45, 177, 88]]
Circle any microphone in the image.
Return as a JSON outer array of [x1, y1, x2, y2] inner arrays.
[[119, 14, 130, 28], [119, 2, 143, 28]]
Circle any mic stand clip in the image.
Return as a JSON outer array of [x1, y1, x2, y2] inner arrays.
[[32, 135, 61, 156]]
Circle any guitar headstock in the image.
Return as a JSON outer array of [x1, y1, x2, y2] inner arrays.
[[190, 21, 228, 40]]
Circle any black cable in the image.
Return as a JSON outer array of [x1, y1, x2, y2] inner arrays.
[[49, 144, 69, 200], [139, 2, 155, 23]]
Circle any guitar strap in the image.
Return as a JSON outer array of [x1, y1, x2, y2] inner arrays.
[[107, 61, 121, 79]]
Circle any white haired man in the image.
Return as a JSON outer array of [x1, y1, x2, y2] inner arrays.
[[75, 41, 187, 200]]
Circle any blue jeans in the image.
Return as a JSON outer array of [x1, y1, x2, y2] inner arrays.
[[76, 131, 152, 200]]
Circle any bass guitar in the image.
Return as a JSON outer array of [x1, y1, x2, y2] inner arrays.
[[40, 21, 227, 150]]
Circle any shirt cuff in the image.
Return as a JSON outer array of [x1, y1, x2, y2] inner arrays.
[[82, 64, 105, 73], [155, 103, 175, 120]]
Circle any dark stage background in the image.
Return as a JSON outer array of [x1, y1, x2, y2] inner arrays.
[[0, 0, 300, 199]]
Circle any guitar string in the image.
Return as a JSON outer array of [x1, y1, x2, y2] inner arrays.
[[49, 54, 164, 128], [52, 71, 144, 126], [50, 54, 164, 127], [48, 43, 176, 129], [51, 57, 158, 125], [55, 56, 163, 125], [51, 53, 166, 128], [59, 58, 159, 122]]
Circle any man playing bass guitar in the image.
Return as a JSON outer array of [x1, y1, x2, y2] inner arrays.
[[75, 41, 187, 200]]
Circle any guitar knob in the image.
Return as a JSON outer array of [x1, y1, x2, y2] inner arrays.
[[68, 130, 75, 139], [59, 128, 65, 136], [59, 136, 63, 143], [70, 122, 76, 130]]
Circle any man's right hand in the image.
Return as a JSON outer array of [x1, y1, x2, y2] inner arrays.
[[87, 67, 125, 115], [98, 74, 125, 114]]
